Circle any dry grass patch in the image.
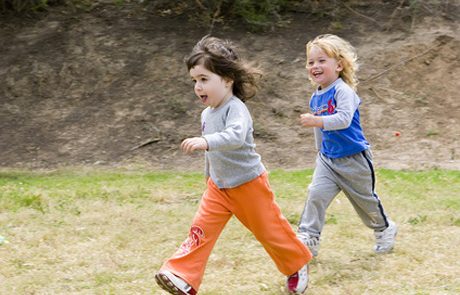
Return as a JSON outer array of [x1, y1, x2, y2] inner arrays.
[[0, 168, 459, 294]]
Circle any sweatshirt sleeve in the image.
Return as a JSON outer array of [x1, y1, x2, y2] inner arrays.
[[203, 104, 249, 151], [322, 85, 360, 131]]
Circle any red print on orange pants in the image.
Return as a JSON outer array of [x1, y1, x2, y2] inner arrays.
[[176, 226, 205, 257]]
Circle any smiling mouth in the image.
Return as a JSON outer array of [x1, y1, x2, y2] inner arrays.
[[313, 71, 322, 78]]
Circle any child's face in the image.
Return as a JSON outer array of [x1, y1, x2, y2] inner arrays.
[[307, 46, 342, 89], [190, 64, 233, 109]]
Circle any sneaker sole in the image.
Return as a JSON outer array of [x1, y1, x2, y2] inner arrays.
[[155, 272, 188, 295], [287, 286, 308, 294], [286, 285, 308, 294]]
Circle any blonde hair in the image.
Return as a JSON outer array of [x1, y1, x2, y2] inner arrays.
[[306, 34, 359, 90]]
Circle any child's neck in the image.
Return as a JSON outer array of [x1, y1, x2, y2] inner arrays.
[[212, 92, 233, 109]]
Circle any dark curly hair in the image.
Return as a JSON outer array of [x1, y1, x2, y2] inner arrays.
[[185, 35, 262, 102]]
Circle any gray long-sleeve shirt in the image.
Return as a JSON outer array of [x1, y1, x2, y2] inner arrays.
[[201, 96, 265, 188]]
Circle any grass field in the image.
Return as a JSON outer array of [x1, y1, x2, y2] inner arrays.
[[0, 168, 459, 294]]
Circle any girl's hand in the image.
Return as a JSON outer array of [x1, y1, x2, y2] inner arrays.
[[300, 113, 324, 128], [181, 137, 208, 154]]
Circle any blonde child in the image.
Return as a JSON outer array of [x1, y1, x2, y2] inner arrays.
[[155, 35, 312, 295], [297, 34, 397, 257]]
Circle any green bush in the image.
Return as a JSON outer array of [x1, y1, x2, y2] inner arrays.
[[151, 0, 302, 30], [0, 0, 92, 12], [0, 0, 54, 12], [232, 0, 289, 27]]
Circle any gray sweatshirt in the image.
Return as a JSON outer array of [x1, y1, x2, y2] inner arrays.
[[201, 96, 265, 188]]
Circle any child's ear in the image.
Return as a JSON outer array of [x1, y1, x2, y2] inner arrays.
[[225, 78, 234, 88], [336, 61, 343, 73], [336, 60, 344, 72]]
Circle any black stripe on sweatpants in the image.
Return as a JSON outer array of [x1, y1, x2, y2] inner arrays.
[[361, 151, 389, 228]]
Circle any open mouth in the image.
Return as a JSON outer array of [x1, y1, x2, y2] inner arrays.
[[312, 71, 322, 78], [200, 95, 208, 103]]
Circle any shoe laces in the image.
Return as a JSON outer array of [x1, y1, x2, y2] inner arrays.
[[301, 236, 319, 247]]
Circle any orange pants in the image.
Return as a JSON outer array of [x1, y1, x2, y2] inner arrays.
[[161, 172, 312, 291]]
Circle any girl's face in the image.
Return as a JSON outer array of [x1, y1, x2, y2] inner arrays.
[[307, 46, 342, 89], [189, 64, 233, 109]]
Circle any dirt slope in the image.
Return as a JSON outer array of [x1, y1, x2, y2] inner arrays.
[[1, 3, 459, 171]]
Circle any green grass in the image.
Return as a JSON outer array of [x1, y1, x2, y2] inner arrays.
[[0, 169, 204, 211], [0, 168, 459, 294]]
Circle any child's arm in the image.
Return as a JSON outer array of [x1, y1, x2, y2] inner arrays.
[[180, 137, 210, 183], [181, 103, 249, 153], [299, 116, 323, 151], [322, 86, 360, 131], [202, 105, 250, 151], [300, 113, 324, 128], [181, 137, 208, 154]]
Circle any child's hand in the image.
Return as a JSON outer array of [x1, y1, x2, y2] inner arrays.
[[300, 113, 323, 128], [181, 137, 208, 154]]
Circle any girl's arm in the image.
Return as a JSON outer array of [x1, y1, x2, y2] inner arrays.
[[203, 105, 250, 151], [181, 136, 208, 154]]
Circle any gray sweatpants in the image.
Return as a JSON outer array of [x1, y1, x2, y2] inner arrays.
[[298, 149, 389, 238]]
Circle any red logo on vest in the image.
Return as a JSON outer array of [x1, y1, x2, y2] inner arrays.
[[327, 99, 335, 114]]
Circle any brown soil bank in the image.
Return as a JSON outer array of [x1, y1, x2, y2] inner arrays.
[[1, 2, 459, 171]]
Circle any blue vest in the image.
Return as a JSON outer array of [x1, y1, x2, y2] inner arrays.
[[310, 85, 369, 158]]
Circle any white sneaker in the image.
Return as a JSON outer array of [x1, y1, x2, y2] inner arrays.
[[286, 264, 309, 294], [297, 233, 320, 257], [374, 220, 397, 254], [155, 270, 197, 295]]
